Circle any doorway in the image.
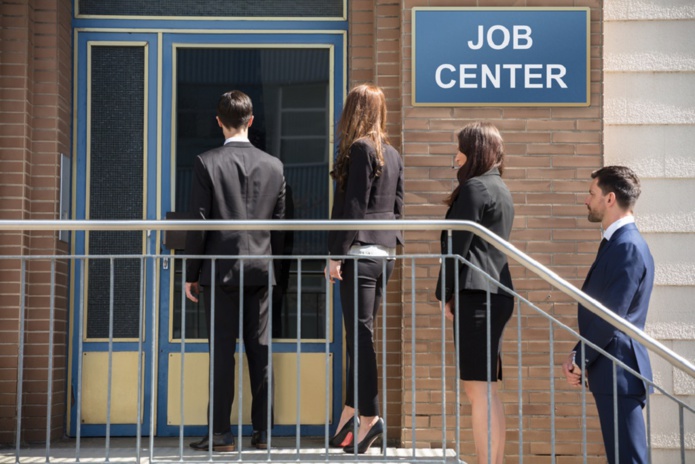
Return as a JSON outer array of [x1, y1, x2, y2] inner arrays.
[[69, 31, 346, 437]]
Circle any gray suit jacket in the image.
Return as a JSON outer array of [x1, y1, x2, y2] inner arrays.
[[185, 141, 286, 287]]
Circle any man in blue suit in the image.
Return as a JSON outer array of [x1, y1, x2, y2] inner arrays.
[[562, 166, 655, 464]]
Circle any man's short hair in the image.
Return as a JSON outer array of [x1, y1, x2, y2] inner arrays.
[[591, 165, 641, 210], [217, 90, 253, 130]]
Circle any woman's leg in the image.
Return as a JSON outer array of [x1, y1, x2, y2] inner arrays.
[[462, 380, 506, 464], [456, 292, 513, 464], [337, 260, 358, 436], [357, 259, 393, 442], [341, 258, 394, 442]]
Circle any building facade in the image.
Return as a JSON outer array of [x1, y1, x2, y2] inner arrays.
[[1, 0, 693, 462]]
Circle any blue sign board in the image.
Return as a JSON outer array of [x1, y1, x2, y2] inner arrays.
[[412, 8, 590, 106]]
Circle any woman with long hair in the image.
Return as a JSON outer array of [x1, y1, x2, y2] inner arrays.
[[436, 122, 515, 464], [325, 84, 404, 454]]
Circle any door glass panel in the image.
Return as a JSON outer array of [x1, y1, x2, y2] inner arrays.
[[87, 45, 145, 339], [172, 47, 330, 341]]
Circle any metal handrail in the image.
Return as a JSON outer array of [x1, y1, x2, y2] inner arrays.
[[2, 218, 694, 379]]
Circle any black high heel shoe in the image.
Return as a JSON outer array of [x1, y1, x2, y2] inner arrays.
[[329, 416, 359, 448], [343, 417, 384, 454]]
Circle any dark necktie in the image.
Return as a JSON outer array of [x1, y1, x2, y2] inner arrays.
[[597, 238, 608, 255], [583, 238, 608, 287]]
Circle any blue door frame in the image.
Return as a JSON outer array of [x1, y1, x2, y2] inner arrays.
[[70, 27, 346, 437], [69, 30, 160, 437]]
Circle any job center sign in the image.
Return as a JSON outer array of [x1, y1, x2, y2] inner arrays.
[[412, 8, 590, 106]]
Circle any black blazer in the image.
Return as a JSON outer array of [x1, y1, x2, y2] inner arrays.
[[185, 141, 286, 287], [328, 139, 404, 256], [435, 167, 514, 302]]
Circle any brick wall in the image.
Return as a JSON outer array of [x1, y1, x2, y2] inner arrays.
[[0, 0, 72, 444], [394, 0, 606, 462], [0, 0, 617, 458]]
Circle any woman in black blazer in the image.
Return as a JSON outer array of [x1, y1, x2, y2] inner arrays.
[[326, 84, 404, 454], [435, 122, 514, 464]]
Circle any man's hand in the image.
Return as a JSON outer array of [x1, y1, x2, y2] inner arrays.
[[185, 282, 200, 303], [562, 352, 583, 387], [324, 259, 343, 283], [444, 299, 455, 321]]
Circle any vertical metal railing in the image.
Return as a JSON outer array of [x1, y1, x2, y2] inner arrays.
[[75, 257, 85, 462], [137, 257, 145, 463], [14, 260, 26, 464], [295, 258, 302, 460], [410, 256, 417, 459], [516, 298, 523, 464], [3, 219, 695, 464], [45, 259, 55, 462], [236, 259, 245, 460], [178, 257, 186, 461]]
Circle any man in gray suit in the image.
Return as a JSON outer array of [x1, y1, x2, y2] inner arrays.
[[185, 90, 286, 451]]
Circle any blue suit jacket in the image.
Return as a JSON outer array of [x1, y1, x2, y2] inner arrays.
[[574, 222, 655, 396]]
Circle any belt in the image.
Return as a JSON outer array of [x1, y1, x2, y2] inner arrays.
[[347, 244, 396, 258]]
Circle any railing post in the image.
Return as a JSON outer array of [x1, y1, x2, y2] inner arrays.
[[295, 258, 302, 458], [178, 256, 186, 460], [45, 259, 56, 462], [15, 260, 26, 464], [105, 258, 115, 461]]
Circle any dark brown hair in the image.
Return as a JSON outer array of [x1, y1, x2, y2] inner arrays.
[[591, 165, 641, 210], [217, 90, 253, 130], [331, 84, 389, 191], [445, 122, 505, 206]]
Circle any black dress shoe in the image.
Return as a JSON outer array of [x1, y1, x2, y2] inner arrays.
[[329, 416, 360, 448], [189, 431, 236, 452], [251, 430, 268, 449], [343, 417, 384, 454]]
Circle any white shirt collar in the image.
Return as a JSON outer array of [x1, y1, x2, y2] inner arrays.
[[603, 215, 635, 241], [224, 135, 249, 144]]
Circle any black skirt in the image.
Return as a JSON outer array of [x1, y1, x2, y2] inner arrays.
[[451, 290, 514, 382]]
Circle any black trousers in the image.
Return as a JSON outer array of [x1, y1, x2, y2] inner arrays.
[[203, 284, 273, 433], [340, 257, 395, 417]]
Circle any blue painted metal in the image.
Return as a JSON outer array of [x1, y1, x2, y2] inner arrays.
[[72, 25, 346, 438]]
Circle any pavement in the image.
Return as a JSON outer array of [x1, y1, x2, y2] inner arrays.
[[1, 437, 463, 464]]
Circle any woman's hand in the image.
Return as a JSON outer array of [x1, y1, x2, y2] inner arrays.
[[324, 259, 343, 283], [444, 299, 455, 321]]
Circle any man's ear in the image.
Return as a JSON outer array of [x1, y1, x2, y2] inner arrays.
[[606, 191, 616, 206], [247, 115, 254, 128], [216, 116, 224, 128]]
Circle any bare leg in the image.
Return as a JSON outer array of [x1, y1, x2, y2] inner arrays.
[[463, 381, 506, 464]]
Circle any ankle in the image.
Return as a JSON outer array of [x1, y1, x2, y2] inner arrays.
[[360, 415, 379, 428]]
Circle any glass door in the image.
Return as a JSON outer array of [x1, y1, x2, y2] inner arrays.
[[157, 33, 345, 437], [69, 31, 159, 437]]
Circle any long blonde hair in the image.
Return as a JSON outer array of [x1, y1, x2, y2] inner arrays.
[[331, 84, 389, 191]]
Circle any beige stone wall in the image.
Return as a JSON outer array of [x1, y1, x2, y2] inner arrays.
[[604, 0, 695, 461]]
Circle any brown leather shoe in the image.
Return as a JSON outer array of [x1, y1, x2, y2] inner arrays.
[[189, 431, 236, 452]]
